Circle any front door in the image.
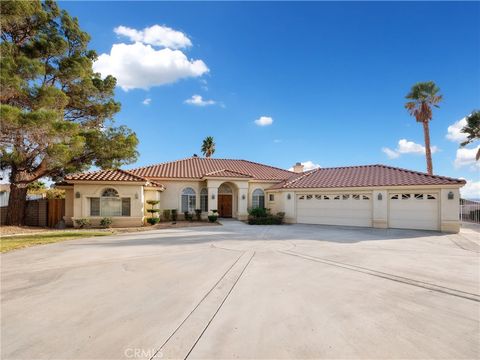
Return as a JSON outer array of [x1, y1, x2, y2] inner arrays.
[[218, 195, 232, 218]]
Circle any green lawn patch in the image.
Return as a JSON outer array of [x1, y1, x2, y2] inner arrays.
[[1, 231, 112, 253]]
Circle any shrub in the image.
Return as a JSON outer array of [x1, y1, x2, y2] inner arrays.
[[162, 209, 171, 222], [100, 217, 112, 228], [195, 209, 202, 221], [146, 200, 160, 206], [147, 217, 160, 225], [248, 207, 268, 218], [184, 211, 193, 221], [171, 209, 178, 222], [247, 208, 284, 225], [208, 215, 218, 223], [74, 218, 90, 228], [211, 209, 218, 214]]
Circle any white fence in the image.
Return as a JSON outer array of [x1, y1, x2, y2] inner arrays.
[[460, 199, 480, 224]]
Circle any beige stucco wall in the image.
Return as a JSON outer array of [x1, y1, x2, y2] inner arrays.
[[440, 188, 461, 233], [64, 188, 74, 226], [70, 183, 144, 227]]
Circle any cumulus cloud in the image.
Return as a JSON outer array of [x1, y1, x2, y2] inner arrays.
[[454, 146, 480, 169], [289, 161, 321, 171], [142, 98, 151, 105], [382, 139, 439, 159], [382, 147, 400, 159], [114, 25, 192, 49], [446, 117, 468, 143], [184, 94, 216, 106], [460, 179, 480, 199], [254, 116, 273, 126], [93, 42, 209, 91]]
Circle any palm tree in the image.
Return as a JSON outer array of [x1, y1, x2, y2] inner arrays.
[[405, 81, 442, 175], [460, 110, 480, 161], [201, 136, 215, 157]]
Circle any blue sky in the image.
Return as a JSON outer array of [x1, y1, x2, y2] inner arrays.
[[60, 1, 479, 197]]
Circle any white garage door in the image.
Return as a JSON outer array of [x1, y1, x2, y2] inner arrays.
[[388, 193, 439, 231], [297, 193, 372, 227]]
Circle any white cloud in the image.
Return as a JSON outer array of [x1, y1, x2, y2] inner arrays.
[[114, 25, 192, 49], [454, 146, 480, 169], [184, 94, 216, 106], [460, 179, 480, 199], [254, 116, 273, 126], [273, 139, 282, 143], [142, 98, 151, 105], [446, 117, 468, 143], [382, 139, 438, 159], [382, 147, 400, 159], [288, 161, 321, 171], [93, 42, 209, 91]]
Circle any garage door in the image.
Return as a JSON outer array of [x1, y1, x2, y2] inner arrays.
[[297, 193, 372, 227], [388, 193, 439, 231]]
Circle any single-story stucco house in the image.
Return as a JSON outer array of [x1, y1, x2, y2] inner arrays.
[[58, 156, 465, 232]]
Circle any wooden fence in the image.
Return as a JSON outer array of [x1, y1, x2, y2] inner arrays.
[[0, 198, 65, 227]]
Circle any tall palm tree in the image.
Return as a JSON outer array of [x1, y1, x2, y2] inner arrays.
[[405, 81, 442, 175], [460, 110, 480, 161], [201, 136, 215, 157]]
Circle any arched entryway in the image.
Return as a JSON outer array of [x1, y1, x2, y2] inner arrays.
[[218, 183, 234, 218]]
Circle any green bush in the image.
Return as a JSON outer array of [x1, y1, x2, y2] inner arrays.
[[195, 209, 202, 221], [184, 211, 194, 221], [147, 209, 160, 214], [100, 217, 112, 228], [162, 209, 171, 222], [171, 209, 178, 222], [208, 215, 218, 223], [247, 208, 284, 225], [74, 218, 90, 228], [146, 200, 160, 206], [147, 217, 160, 225]]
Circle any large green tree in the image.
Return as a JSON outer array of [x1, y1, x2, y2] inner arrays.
[[460, 110, 480, 161], [201, 136, 215, 157], [0, 0, 138, 225], [405, 81, 442, 175]]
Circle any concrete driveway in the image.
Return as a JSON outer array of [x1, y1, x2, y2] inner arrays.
[[1, 221, 479, 359]]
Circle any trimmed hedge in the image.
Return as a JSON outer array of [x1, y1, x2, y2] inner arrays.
[[247, 208, 285, 225]]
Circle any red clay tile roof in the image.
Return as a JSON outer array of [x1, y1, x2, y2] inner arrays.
[[129, 157, 293, 181], [64, 169, 165, 190], [204, 169, 253, 178], [269, 165, 466, 189]]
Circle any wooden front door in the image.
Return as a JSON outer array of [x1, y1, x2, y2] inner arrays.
[[218, 195, 233, 218]]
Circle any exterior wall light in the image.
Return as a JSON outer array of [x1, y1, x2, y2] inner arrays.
[[377, 193, 382, 201], [287, 193, 291, 200], [241, 194, 246, 200], [75, 191, 81, 198], [448, 191, 454, 200], [211, 194, 215, 200], [135, 193, 139, 199]]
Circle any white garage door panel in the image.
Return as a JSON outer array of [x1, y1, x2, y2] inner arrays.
[[388, 193, 439, 231], [297, 194, 372, 227]]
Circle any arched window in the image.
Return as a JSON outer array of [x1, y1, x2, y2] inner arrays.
[[181, 187, 196, 213], [200, 188, 208, 212], [102, 188, 119, 197], [252, 189, 265, 209], [90, 188, 130, 217]]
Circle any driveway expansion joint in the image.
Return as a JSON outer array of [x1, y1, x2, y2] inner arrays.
[[280, 250, 480, 302], [151, 250, 255, 360]]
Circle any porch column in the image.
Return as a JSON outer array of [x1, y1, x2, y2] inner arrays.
[[237, 184, 249, 220], [207, 186, 218, 212]]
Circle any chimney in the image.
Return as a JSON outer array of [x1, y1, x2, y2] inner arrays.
[[293, 162, 304, 173]]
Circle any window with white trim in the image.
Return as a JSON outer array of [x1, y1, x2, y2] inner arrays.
[[181, 187, 196, 213], [90, 188, 130, 217], [200, 188, 208, 212], [252, 189, 265, 208]]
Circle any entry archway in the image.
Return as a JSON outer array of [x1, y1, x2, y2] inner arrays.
[[218, 183, 233, 218]]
